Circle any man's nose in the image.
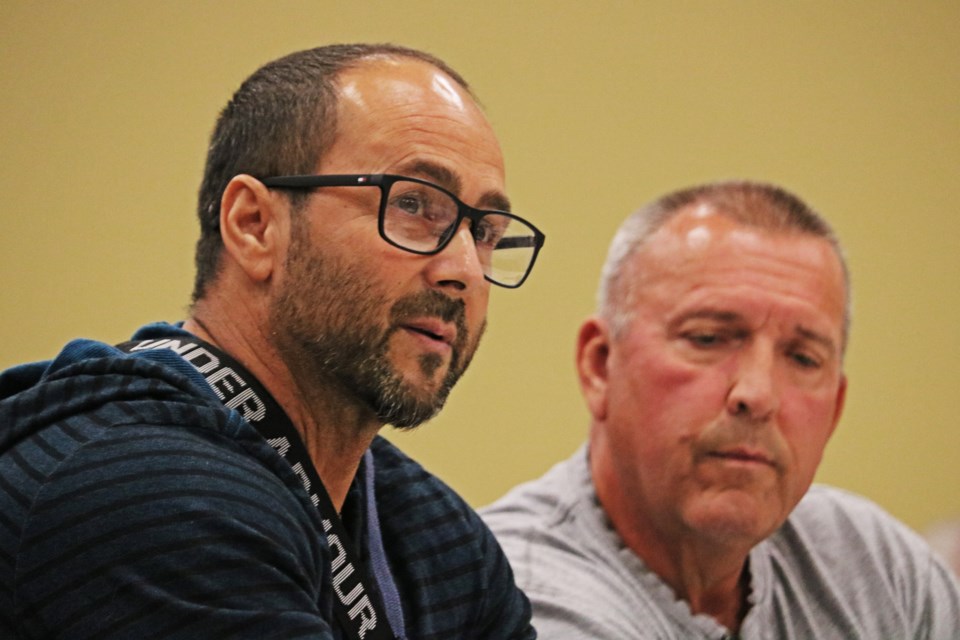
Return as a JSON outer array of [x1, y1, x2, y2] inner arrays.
[[726, 344, 779, 423], [426, 219, 486, 293]]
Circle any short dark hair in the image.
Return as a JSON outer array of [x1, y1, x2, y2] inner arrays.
[[598, 180, 851, 350], [191, 43, 473, 302]]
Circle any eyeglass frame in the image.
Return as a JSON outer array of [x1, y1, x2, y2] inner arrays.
[[259, 173, 545, 288]]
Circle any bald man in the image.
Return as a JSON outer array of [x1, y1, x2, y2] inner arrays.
[[0, 44, 544, 639]]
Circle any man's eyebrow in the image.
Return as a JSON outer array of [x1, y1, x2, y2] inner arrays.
[[665, 309, 745, 335], [795, 326, 838, 356], [668, 310, 839, 355], [401, 160, 461, 193], [478, 190, 512, 213], [398, 160, 512, 213]]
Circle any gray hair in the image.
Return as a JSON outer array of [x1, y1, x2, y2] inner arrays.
[[597, 180, 851, 350]]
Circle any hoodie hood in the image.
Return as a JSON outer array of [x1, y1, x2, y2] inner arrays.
[[0, 326, 220, 457]]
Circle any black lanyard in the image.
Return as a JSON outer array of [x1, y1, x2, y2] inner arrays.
[[117, 336, 398, 640]]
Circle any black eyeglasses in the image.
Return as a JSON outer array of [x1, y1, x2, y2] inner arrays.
[[260, 174, 545, 288]]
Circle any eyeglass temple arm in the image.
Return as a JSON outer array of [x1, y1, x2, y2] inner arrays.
[[495, 236, 541, 250]]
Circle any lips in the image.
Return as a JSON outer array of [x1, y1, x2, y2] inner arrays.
[[402, 318, 456, 346], [708, 447, 777, 468]]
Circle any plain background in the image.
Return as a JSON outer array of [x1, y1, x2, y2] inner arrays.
[[2, 1, 957, 534]]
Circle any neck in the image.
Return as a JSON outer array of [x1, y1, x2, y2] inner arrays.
[[624, 524, 750, 631], [670, 550, 750, 632], [589, 441, 751, 632], [184, 311, 381, 511]]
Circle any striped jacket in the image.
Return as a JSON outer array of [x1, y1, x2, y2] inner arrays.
[[0, 324, 534, 639]]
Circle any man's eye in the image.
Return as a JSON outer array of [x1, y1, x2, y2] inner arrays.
[[686, 333, 724, 347], [394, 194, 424, 215], [790, 351, 821, 369], [474, 220, 506, 248]]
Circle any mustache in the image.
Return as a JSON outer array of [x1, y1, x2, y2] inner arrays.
[[696, 418, 788, 469]]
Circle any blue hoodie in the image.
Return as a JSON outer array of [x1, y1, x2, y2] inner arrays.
[[0, 323, 533, 640]]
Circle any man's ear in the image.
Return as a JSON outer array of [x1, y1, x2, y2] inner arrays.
[[577, 316, 612, 422], [218, 175, 284, 283]]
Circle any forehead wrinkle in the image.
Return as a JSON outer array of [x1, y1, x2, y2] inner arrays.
[[669, 308, 744, 328]]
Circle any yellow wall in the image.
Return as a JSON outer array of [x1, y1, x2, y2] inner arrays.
[[2, 1, 957, 532]]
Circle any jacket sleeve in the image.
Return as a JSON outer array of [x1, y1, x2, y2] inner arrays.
[[471, 509, 537, 640], [369, 437, 535, 639], [10, 420, 335, 640]]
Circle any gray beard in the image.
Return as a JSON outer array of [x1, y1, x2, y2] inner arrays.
[[336, 289, 475, 428], [268, 217, 483, 430], [272, 279, 479, 429]]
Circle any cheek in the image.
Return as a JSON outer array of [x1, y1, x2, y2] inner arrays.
[[608, 342, 728, 458], [779, 390, 840, 475], [618, 342, 728, 424], [462, 287, 489, 339], [472, 285, 490, 318]]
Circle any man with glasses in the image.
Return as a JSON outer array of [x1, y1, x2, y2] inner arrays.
[[0, 44, 542, 639], [482, 181, 960, 638]]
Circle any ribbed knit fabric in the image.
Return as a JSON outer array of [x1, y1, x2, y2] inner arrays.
[[481, 445, 960, 639], [0, 325, 533, 640]]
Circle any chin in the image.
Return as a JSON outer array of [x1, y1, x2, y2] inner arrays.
[[377, 374, 452, 430], [688, 492, 784, 545], [398, 370, 446, 400]]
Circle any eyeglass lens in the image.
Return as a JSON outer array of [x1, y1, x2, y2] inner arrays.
[[382, 179, 539, 286]]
